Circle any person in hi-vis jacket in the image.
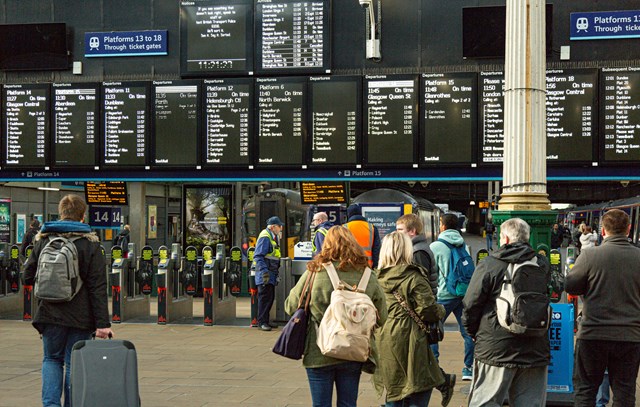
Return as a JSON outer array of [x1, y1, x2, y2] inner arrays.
[[252, 216, 284, 331]]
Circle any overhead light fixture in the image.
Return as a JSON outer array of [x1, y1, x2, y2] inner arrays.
[[38, 186, 60, 191], [469, 200, 476, 206]]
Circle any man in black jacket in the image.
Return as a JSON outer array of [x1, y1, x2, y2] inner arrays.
[[462, 218, 552, 406], [24, 195, 113, 407], [566, 209, 640, 406]]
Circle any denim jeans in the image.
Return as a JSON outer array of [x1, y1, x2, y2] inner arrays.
[[431, 296, 474, 369], [306, 361, 363, 407], [596, 370, 610, 407], [385, 389, 433, 407], [486, 234, 493, 251], [41, 324, 92, 407]]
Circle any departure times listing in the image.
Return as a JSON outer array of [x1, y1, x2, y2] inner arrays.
[[3, 84, 50, 168], [546, 69, 597, 163], [153, 81, 200, 167], [601, 67, 640, 162], [203, 78, 253, 166], [256, 77, 306, 166], [52, 83, 98, 167], [479, 72, 505, 163], [102, 82, 149, 167], [256, 0, 329, 74], [180, 0, 253, 75], [309, 76, 361, 166], [365, 75, 418, 165], [421, 73, 476, 164]]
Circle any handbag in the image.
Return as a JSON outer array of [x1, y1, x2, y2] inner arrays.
[[272, 271, 316, 360], [393, 290, 444, 343]]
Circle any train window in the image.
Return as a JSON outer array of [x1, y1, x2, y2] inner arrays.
[[287, 208, 305, 241], [244, 211, 257, 241]]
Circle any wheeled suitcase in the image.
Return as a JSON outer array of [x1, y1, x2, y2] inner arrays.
[[70, 339, 140, 407]]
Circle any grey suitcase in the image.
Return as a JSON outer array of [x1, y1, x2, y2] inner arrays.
[[70, 339, 140, 407]]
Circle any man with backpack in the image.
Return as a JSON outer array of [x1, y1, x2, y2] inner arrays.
[[23, 194, 113, 407], [462, 218, 553, 406], [430, 213, 475, 381], [112, 224, 131, 254]]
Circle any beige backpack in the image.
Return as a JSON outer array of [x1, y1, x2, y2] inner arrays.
[[316, 263, 378, 362]]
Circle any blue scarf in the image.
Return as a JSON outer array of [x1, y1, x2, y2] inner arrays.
[[41, 220, 91, 234]]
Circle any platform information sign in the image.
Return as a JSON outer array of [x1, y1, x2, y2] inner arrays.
[[601, 67, 640, 162], [84, 30, 168, 57], [570, 10, 640, 41]]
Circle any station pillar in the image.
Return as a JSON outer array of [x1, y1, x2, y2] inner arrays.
[[492, 210, 556, 253]]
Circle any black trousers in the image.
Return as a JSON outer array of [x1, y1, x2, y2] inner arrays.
[[574, 339, 640, 406], [257, 283, 275, 325]]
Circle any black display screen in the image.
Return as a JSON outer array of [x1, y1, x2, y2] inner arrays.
[[601, 67, 640, 162], [479, 71, 505, 164], [255, 77, 306, 166], [52, 83, 99, 167], [102, 82, 149, 167], [364, 75, 418, 165], [2, 84, 50, 168], [255, 0, 330, 75], [180, 0, 253, 76], [421, 72, 476, 165], [153, 80, 200, 167], [546, 69, 597, 163], [309, 76, 361, 166], [203, 78, 253, 166]]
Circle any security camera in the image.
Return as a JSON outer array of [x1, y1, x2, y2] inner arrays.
[[407, 181, 416, 188]]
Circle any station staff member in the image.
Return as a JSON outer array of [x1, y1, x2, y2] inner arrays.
[[252, 216, 284, 331]]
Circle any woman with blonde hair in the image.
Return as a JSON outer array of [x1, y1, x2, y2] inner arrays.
[[373, 231, 447, 406], [285, 226, 387, 407]]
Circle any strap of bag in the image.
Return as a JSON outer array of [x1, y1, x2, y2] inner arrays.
[[392, 290, 431, 334], [297, 271, 316, 310], [323, 262, 371, 293]]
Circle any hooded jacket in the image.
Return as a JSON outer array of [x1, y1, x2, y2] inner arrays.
[[430, 228, 466, 301], [462, 242, 551, 368], [411, 234, 438, 295], [23, 221, 110, 334], [373, 264, 445, 401]]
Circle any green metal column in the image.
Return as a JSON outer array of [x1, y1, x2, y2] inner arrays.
[[492, 210, 557, 256]]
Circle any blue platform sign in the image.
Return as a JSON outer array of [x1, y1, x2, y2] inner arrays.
[[547, 303, 574, 394], [570, 10, 640, 40], [88, 206, 122, 229], [84, 30, 168, 57]]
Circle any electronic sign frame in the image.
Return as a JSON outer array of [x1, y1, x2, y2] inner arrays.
[[180, 0, 254, 77], [85, 181, 128, 205]]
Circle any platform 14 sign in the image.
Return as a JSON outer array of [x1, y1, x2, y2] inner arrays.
[[89, 206, 122, 228]]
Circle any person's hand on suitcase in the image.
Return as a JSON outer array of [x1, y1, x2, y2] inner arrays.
[[96, 328, 114, 339]]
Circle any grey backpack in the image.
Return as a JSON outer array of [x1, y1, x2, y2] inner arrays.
[[35, 236, 83, 302]]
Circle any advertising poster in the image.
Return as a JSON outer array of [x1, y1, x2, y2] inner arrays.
[[361, 203, 405, 239], [15, 213, 26, 243], [0, 199, 11, 243], [184, 186, 232, 252], [148, 205, 157, 239]]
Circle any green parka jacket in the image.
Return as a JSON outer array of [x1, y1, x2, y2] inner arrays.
[[373, 264, 446, 402], [284, 262, 388, 374]]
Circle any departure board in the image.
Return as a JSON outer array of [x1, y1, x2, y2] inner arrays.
[[601, 67, 640, 162], [85, 181, 128, 205], [102, 82, 149, 167], [421, 72, 476, 165], [203, 78, 253, 166], [180, 0, 253, 76], [153, 80, 200, 167], [52, 83, 99, 167], [479, 71, 505, 164], [546, 69, 597, 163], [364, 75, 418, 165], [255, 0, 330, 74], [256, 77, 306, 166], [309, 76, 361, 166], [2, 84, 50, 168]]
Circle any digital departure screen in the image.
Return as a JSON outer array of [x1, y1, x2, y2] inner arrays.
[[364, 75, 418, 165], [479, 71, 505, 164], [256, 77, 306, 166], [601, 67, 640, 162], [421, 72, 476, 165], [309, 76, 361, 166], [255, 0, 330, 75], [52, 83, 99, 167], [2, 84, 50, 168], [203, 78, 253, 166], [180, 0, 253, 76], [85, 181, 128, 205], [102, 81, 149, 167], [153, 80, 200, 167], [546, 69, 597, 163]]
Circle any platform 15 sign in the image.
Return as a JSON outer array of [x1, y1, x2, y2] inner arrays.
[[89, 206, 122, 228]]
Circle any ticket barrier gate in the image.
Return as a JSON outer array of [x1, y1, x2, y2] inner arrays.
[[202, 244, 236, 325], [110, 243, 150, 323], [0, 244, 22, 319], [156, 244, 192, 324], [21, 245, 35, 321]]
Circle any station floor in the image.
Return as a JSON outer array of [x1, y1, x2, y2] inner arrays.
[[1, 233, 638, 406]]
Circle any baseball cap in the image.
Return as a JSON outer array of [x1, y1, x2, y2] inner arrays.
[[267, 216, 284, 226]]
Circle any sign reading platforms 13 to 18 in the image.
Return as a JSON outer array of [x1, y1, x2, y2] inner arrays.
[[85, 30, 168, 57]]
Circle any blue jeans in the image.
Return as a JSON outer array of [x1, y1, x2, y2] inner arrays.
[[486, 234, 493, 251], [41, 324, 92, 407], [596, 370, 610, 407], [431, 297, 474, 369], [386, 389, 433, 406], [306, 361, 363, 407]]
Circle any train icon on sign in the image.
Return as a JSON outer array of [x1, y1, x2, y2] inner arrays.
[[89, 36, 100, 50], [576, 17, 588, 32]]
